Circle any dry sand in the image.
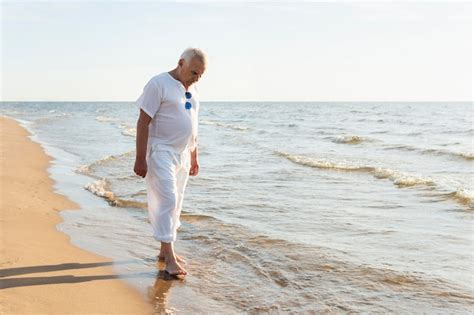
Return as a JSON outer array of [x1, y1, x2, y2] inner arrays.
[[0, 116, 153, 314]]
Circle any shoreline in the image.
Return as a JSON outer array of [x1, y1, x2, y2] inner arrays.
[[0, 116, 152, 314]]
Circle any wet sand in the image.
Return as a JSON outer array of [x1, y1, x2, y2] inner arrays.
[[0, 116, 153, 314]]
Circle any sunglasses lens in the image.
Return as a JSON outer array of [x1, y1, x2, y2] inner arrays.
[[185, 102, 192, 110]]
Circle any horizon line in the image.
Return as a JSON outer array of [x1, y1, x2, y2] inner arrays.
[[1, 100, 472, 103]]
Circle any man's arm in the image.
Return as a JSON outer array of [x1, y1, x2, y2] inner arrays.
[[134, 109, 152, 178], [189, 146, 199, 176]]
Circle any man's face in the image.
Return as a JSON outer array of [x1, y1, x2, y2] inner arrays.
[[179, 57, 206, 86]]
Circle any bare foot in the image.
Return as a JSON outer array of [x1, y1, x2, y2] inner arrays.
[[164, 259, 187, 277], [158, 253, 186, 264]]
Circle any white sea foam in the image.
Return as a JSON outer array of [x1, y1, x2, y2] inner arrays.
[[201, 119, 250, 131], [452, 189, 474, 208], [276, 150, 474, 209], [385, 144, 474, 162], [75, 151, 134, 175], [95, 117, 137, 137], [275, 151, 435, 188], [83, 178, 146, 208], [421, 148, 474, 161], [96, 116, 117, 122], [75, 164, 92, 174], [84, 178, 115, 200], [371, 168, 435, 187], [458, 152, 474, 160], [113, 123, 137, 137], [332, 135, 368, 144]]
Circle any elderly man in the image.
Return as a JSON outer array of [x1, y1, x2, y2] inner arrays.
[[134, 47, 207, 277]]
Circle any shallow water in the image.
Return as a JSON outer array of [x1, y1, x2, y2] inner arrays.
[[1, 101, 473, 313]]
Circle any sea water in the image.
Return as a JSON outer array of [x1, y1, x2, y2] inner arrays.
[[1, 102, 472, 313]]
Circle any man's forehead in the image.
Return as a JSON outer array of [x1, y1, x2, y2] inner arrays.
[[189, 59, 206, 73]]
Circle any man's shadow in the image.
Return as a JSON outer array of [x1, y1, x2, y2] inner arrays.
[[0, 260, 148, 290], [1, 258, 187, 314]]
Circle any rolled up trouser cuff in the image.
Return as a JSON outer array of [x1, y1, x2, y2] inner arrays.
[[153, 233, 176, 243]]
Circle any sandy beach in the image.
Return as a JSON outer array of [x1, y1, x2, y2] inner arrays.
[[0, 117, 152, 314]]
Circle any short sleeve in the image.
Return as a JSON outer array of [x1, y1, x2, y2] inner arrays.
[[135, 78, 162, 118]]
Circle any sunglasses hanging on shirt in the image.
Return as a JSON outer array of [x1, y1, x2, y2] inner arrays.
[[185, 92, 192, 110]]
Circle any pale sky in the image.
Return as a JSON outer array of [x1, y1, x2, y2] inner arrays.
[[1, 1, 472, 102]]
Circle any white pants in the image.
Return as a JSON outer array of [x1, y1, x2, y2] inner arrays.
[[145, 145, 190, 243]]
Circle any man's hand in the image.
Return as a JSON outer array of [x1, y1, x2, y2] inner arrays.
[[189, 147, 199, 176], [189, 160, 199, 176], [135, 109, 152, 178], [134, 158, 148, 178]]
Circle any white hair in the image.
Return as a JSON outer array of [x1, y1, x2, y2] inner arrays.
[[180, 47, 208, 65]]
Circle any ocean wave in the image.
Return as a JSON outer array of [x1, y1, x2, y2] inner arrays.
[[457, 152, 474, 161], [350, 110, 371, 114], [425, 149, 474, 161], [275, 151, 474, 209], [181, 212, 220, 223], [75, 150, 135, 175], [48, 110, 70, 116], [428, 189, 474, 210], [34, 112, 70, 122], [84, 178, 146, 208], [75, 164, 93, 175], [95, 116, 136, 138], [371, 168, 434, 187], [275, 151, 435, 188], [385, 145, 417, 152], [95, 116, 117, 122], [112, 199, 146, 208], [119, 123, 137, 137], [84, 178, 115, 200], [201, 119, 250, 131], [331, 135, 370, 145], [447, 189, 474, 209], [384, 145, 473, 162], [442, 128, 473, 135]]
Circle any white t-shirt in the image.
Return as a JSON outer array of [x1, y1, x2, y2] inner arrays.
[[136, 72, 199, 153]]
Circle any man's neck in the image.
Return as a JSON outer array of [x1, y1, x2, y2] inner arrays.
[[168, 69, 189, 89], [168, 69, 178, 80]]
